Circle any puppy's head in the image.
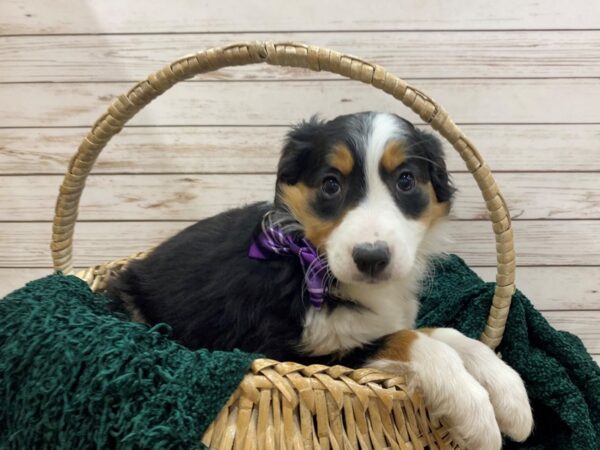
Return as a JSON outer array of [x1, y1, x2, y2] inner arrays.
[[275, 112, 455, 285]]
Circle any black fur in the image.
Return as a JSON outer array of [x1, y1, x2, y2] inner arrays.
[[408, 127, 456, 203], [106, 112, 455, 367], [107, 200, 375, 365], [275, 115, 367, 221], [107, 202, 313, 361]]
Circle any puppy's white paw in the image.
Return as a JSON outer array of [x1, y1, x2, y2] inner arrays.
[[368, 333, 503, 450], [488, 375, 533, 442], [482, 358, 533, 442], [441, 377, 502, 450], [429, 328, 534, 442]]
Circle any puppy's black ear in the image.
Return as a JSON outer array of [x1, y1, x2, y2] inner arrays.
[[277, 116, 324, 185], [414, 129, 456, 203]]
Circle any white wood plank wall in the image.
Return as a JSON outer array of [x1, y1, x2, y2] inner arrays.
[[1, 0, 599, 364]]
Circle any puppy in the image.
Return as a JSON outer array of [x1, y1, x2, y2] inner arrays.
[[107, 112, 532, 449]]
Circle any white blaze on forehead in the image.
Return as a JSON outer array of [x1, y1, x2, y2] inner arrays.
[[302, 113, 450, 358], [364, 113, 410, 200], [324, 113, 430, 284], [358, 112, 416, 243]]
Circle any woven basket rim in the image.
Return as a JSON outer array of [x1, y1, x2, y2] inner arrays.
[[47, 40, 526, 449], [51, 40, 516, 349]]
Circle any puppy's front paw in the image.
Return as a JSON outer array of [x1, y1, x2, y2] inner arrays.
[[428, 329, 533, 442], [480, 356, 533, 442], [488, 369, 533, 442], [368, 332, 503, 449], [438, 376, 502, 450]]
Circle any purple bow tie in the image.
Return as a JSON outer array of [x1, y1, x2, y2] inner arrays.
[[249, 225, 328, 309]]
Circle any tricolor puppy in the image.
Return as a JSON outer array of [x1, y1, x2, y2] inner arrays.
[[108, 112, 532, 449]]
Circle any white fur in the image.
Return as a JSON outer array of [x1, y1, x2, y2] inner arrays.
[[429, 328, 534, 442], [327, 113, 425, 284], [300, 113, 450, 355], [300, 278, 418, 355], [297, 113, 532, 447], [367, 333, 503, 450], [297, 113, 533, 447], [300, 222, 448, 356]]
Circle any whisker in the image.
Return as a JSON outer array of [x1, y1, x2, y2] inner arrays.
[[392, 138, 448, 172], [397, 137, 432, 153], [305, 258, 322, 275], [260, 207, 341, 303], [279, 223, 304, 234], [404, 155, 446, 171]]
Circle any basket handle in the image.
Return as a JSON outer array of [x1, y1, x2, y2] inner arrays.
[[51, 41, 515, 349]]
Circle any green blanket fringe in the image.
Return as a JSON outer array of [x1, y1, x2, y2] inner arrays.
[[0, 255, 598, 449]]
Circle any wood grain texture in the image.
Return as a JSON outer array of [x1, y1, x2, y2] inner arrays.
[[1, 220, 598, 268], [0, 269, 53, 297], [3, 31, 600, 82], [2, 267, 598, 311], [476, 267, 600, 310], [3, 79, 600, 128], [2, 0, 599, 34], [543, 311, 600, 353], [1, 0, 598, 372], [2, 125, 599, 174], [2, 173, 599, 221]]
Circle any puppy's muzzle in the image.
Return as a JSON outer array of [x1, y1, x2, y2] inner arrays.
[[352, 241, 391, 277]]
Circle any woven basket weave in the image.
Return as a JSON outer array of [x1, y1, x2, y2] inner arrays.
[[51, 41, 516, 449]]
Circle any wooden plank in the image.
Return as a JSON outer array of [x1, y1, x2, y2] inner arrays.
[[475, 267, 600, 310], [0, 127, 284, 174], [3, 31, 600, 82], [2, 0, 599, 34], [2, 267, 598, 312], [2, 125, 599, 174], [0, 174, 275, 221], [456, 173, 600, 220], [2, 173, 599, 221], [594, 355, 600, 366], [2, 79, 600, 128], [0, 268, 53, 298], [0, 220, 598, 268], [544, 311, 600, 354]]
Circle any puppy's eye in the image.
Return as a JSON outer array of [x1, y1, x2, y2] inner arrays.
[[396, 172, 416, 192], [321, 176, 342, 198]]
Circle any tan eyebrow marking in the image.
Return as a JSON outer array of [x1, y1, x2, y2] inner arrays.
[[329, 144, 354, 176], [381, 141, 407, 173]]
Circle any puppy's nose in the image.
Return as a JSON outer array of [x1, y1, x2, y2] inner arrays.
[[352, 241, 390, 277]]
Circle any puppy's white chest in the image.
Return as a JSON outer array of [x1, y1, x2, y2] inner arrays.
[[300, 281, 419, 356]]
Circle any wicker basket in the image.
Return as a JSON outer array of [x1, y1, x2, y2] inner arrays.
[[51, 41, 516, 449]]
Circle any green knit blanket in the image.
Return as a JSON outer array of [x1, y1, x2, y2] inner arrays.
[[0, 255, 598, 449], [417, 256, 600, 449]]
